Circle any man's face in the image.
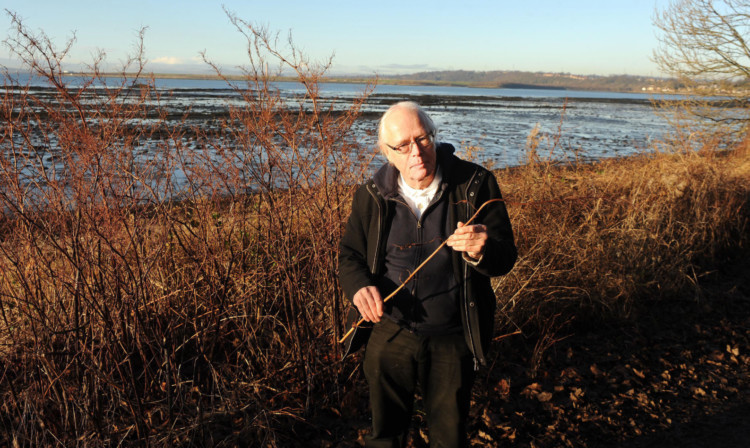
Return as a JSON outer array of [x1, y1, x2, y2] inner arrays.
[[380, 107, 436, 190]]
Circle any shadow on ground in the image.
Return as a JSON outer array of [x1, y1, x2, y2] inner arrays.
[[313, 256, 749, 447]]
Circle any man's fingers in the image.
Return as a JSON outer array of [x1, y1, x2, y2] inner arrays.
[[364, 288, 382, 321], [374, 291, 383, 316], [353, 286, 383, 322], [447, 223, 487, 257], [451, 224, 485, 236], [448, 224, 487, 243]]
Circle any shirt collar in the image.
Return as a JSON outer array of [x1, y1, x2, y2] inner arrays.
[[397, 167, 442, 219]]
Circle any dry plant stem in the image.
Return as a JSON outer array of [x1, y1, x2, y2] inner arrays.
[[1, 10, 374, 445], [339, 198, 505, 344], [2, 8, 748, 445], [339, 193, 617, 343], [493, 329, 522, 342]]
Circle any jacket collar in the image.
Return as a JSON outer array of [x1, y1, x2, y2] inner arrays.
[[372, 142, 457, 198]]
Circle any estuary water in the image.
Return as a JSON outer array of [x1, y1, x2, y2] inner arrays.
[[6, 74, 674, 170], [148, 78, 672, 168]]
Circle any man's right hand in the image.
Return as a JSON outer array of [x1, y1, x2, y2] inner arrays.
[[353, 286, 383, 323]]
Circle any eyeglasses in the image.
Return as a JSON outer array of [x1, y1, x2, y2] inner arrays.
[[385, 132, 435, 154]]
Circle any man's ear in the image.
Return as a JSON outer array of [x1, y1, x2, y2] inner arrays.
[[380, 146, 393, 165]]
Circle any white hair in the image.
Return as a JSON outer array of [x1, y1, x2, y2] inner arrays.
[[377, 101, 438, 154]]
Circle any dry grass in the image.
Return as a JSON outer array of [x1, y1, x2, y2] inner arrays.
[[1, 11, 749, 448], [492, 138, 749, 373]]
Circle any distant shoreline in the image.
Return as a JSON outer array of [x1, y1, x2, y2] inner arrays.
[[56, 71, 656, 94]]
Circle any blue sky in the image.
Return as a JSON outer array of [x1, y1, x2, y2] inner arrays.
[[2, 1, 668, 77]]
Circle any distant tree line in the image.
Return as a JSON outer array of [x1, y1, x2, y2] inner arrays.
[[373, 70, 666, 92]]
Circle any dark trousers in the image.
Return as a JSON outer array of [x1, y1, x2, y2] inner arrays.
[[363, 318, 475, 448]]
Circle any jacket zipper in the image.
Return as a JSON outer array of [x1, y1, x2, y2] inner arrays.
[[463, 169, 481, 370], [413, 188, 443, 295], [368, 176, 482, 368], [368, 184, 383, 276]]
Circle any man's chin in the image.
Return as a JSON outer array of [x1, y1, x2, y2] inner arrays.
[[409, 166, 431, 177], [407, 172, 435, 188]]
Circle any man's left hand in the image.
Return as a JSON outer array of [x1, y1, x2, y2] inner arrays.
[[446, 222, 487, 260]]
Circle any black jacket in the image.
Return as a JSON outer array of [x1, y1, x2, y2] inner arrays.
[[338, 143, 517, 366], [373, 154, 461, 335]]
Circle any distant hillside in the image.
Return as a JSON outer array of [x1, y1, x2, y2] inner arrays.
[[372, 70, 668, 93], [54, 69, 675, 93]]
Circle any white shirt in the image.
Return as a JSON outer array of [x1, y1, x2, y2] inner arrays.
[[397, 167, 442, 220], [398, 166, 484, 264]]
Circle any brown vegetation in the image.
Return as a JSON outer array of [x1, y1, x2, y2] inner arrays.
[[1, 11, 749, 448], [0, 13, 372, 447]]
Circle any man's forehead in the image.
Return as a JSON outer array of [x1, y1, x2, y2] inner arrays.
[[383, 109, 425, 133]]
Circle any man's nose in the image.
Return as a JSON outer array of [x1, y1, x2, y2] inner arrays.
[[407, 141, 426, 156]]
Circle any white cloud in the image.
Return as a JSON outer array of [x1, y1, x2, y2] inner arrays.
[[152, 56, 182, 65]]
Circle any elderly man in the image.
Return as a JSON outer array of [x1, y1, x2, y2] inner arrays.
[[339, 101, 517, 447]]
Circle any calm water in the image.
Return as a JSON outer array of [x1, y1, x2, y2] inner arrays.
[[160, 78, 671, 168], [5, 74, 674, 168]]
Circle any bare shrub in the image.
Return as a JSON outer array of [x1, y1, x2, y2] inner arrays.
[[653, 0, 750, 142], [0, 11, 372, 447], [1, 9, 748, 447]]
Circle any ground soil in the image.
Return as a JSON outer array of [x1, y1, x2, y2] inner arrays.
[[313, 257, 750, 447]]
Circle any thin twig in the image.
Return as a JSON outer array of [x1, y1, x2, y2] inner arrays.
[[493, 329, 522, 342], [339, 193, 622, 344], [339, 198, 504, 343]]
